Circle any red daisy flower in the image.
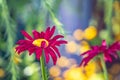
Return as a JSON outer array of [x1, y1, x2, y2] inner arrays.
[[15, 26, 67, 65], [80, 40, 120, 66]]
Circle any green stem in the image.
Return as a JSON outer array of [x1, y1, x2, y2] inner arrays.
[[100, 55, 108, 80], [43, 0, 65, 35], [40, 54, 47, 80], [104, 0, 113, 43]]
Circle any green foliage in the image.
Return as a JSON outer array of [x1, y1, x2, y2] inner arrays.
[[43, 0, 65, 35], [0, 0, 64, 80], [0, 0, 18, 80], [103, 0, 113, 43]]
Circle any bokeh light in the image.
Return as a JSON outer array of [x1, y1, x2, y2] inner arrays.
[[0, 0, 120, 80], [115, 34, 120, 41], [79, 40, 90, 53], [49, 66, 61, 77], [99, 30, 109, 40], [109, 63, 120, 75], [73, 29, 84, 41], [112, 22, 120, 35], [113, 1, 120, 11], [88, 73, 104, 80], [24, 66, 34, 76], [54, 77, 63, 80], [56, 56, 70, 68], [84, 26, 97, 40], [0, 69, 5, 78], [84, 61, 97, 77], [65, 41, 78, 54], [63, 67, 87, 80]]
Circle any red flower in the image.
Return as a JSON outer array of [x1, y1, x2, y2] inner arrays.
[[80, 40, 120, 66], [15, 26, 67, 65]]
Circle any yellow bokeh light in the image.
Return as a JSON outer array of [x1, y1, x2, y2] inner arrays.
[[0, 69, 5, 78], [73, 29, 84, 40], [88, 73, 104, 80], [79, 45, 90, 53], [49, 66, 61, 77], [54, 77, 63, 80], [80, 40, 89, 45], [84, 61, 97, 77], [65, 41, 78, 53], [63, 67, 87, 80], [62, 60, 102, 80], [57, 56, 70, 68], [79, 41, 90, 53], [84, 26, 97, 40], [14, 56, 22, 64], [13, 46, 22, 64], [13, 53, 22, 64]]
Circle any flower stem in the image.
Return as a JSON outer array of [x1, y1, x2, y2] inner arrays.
[[40, 54, 47, 80], [100, 55, 108, 80], [104, 0, 113, 43]]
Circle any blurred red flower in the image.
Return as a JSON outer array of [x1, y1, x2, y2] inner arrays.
[[80, 40, 120, 66], [16, 26, 67, 65]]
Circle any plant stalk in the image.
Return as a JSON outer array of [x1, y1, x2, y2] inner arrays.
[[40, 54, 47, 80], [100, 55, 108, 80]]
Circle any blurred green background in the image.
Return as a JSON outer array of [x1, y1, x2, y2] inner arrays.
[[0, 0, 120, 80]]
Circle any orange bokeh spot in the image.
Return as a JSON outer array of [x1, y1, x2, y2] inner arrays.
[[73, 29, 84, 40], [65, 41, 78, 53], [49, 66, 61, 77], [0, 69, 5, 78], [54, 77, 63, 80], [56, 56, 70, 68]]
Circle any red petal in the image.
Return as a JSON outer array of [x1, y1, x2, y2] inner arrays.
[[45, 27, 50, 34], [53, 40, 67, 46], [28, 47, 36, 55], [80, 47, 100, 66], [51, 35, 64, 42], [80, 56, 93, 66], [16, 46, 27, 54], [44, 48, 50, 63], [47, 26, 55, 39], [104, 54, 112, 62], [51, 46, 61, 57], [41, 41, 46, 48], [109, 41, 120, 50], [48, 47, 57, 65], [109, 50, 119, 59], [32, 30, 40, 39], [39, 32, 45, 38], [21, 30, 33, 40], [44, 27, 51, 39], [81, 50, 90, 56], [16, 40, 32, 45], [35, 48, 42, 60], [50, 26, 55, 36]]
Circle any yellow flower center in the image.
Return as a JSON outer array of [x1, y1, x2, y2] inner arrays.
[[32, 39, 49, 47]]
